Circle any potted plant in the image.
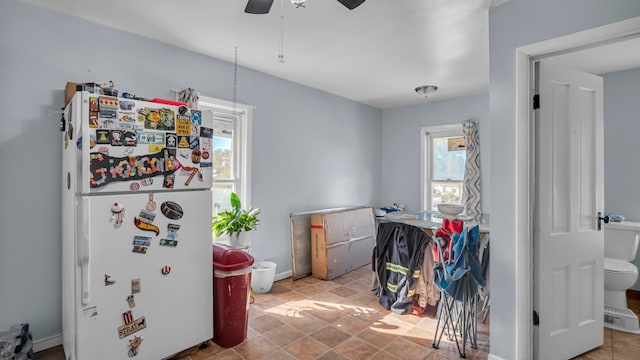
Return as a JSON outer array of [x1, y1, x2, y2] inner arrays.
[[212, 192, 260, 249]]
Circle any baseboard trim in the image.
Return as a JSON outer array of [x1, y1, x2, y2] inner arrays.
[[33, 334, 62, 353], [487, 354, 507, 360], [275, 270, 292, 282]]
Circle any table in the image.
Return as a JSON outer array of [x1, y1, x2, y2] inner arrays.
[[384, 210, 490, 237]]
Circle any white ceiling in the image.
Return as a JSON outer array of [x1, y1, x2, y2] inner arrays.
[[24, 0, 504, 109], [22, 0, 640, 109]]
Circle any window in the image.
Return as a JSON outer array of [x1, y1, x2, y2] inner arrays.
[[198, 96, 253, 243], [421, 124, 466, 211]]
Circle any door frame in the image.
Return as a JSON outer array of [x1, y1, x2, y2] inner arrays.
[[513, 16, 640, 359]]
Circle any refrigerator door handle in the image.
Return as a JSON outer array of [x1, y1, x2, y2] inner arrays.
[[80, 196, 91, 305]]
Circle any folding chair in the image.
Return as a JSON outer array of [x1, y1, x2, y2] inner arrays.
[[432, 225, 485, 358]]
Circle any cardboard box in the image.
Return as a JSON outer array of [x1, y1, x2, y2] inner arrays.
[[310, 207, 375, 280]]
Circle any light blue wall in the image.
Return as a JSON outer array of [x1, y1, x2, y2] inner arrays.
[[0, 0, 382, 342], [603, 69, 640, 290], [381, 94, 490, 213], [489, 1, 640, 359]]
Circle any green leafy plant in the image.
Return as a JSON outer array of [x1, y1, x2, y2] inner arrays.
[[212, 192, 260, 239]]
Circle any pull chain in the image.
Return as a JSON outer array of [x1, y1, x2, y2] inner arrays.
[[278, 0, 285, 63]]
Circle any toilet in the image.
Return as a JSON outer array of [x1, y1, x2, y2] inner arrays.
[[604, 221, 640, 334]]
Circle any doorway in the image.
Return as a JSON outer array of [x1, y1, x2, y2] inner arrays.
[[515, 17, 640, 359]]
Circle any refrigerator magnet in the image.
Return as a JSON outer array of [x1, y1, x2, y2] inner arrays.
[[159, 239, 178, 247], [131, 279, 141, 294], [161, 265, 171, 275], [132, 245, 148, 254], [160, 201, 183, 220], [167, 223, 180, 236], [126, 295, 136, 308], [96, 129, 110, 144], [118, 316, 146, 339], [110, 202, 125, 226], [122, 310, 134, 325], [191, 110, 202, 124], [123, 130, 137, 146], [162, 174, 175, 189], [110, 130, 123, 146], [189, 136, 199, 150], [138, 209, 156, 223], [132, 236, 151, 247], [104, 274, 116, 286], [177, 136, 190, 148], [166, 133, 177, 148], [134, 217, 159, 236], [184, 168, 199, 186], [145, 193, 156, 211], [128, 335, 143, 357]]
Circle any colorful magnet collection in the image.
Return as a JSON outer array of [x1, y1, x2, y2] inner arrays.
[[86, 96, 212, 193]]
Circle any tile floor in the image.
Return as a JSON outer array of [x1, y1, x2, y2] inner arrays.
[[35, 268, 639, 360], [572, 291, 640, 360]]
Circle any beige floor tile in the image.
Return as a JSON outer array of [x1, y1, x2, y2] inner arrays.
[[263, 323, 305, 347], [287, 312, 330, 334], [356, 328, 400, 349], [310, 325, 352, 348], [202, 349, 244, 360], [259, 348, 298, 360], [233, 336, 279, 360], [309, 307, 350, 323], [382, 337, 431, 359], [284, 336, 330, 360], [334, 337, 380, 360], [331, 314, 371, 335], [369, 350, 402, 360], [315, 350, 350, 360], [249, 313, 285, 333]]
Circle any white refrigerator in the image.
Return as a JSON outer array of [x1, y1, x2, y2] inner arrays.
[[61, 91, 213, 359]]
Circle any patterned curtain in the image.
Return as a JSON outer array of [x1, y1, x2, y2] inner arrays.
[[461, 119, 481, 220]]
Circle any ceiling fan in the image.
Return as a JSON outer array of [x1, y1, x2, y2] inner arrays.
[[245, 0, 366, 14]]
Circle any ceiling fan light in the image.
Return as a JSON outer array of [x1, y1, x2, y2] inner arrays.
[[415, 85, 438, 97]]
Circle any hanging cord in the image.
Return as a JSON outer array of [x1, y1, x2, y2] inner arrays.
[[278, 0, 285, 63]]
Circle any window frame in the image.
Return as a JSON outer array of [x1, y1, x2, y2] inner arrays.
[[420, 123, 464, 211], [198, 95, 253, 241]]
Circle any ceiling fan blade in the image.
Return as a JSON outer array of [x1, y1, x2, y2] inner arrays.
[[245, 0, 274, 14], [337, 0, 366, 10]]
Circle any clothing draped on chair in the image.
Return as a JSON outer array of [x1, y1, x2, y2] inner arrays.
[[432, 222, 485, 358], [372, 222, 430, 314], [461, 119, 481, 220]]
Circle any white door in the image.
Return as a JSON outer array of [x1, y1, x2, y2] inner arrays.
[[533, 60, 604, 360]]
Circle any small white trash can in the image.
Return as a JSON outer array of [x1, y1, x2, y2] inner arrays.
[[251, 261, 277, 293]]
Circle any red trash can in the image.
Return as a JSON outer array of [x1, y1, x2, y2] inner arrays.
[[212, 244, 255, 348]]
